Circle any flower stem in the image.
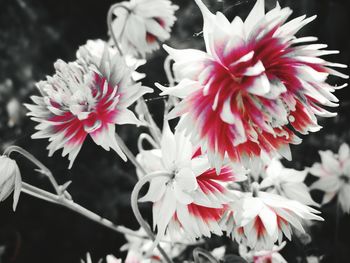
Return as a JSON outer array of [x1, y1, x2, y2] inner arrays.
[[193, 248, 219, 263], [139, 98, 162, 145], [115, 133, 147, 175], [4, 145, 61, 195], [107, 3, 130, 56], [131, 172, 174, 263]]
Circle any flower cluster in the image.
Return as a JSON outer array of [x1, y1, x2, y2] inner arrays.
[[1, 0, 348, 262]]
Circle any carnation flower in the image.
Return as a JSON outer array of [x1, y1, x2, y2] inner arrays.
[[111, 0, 178, 57], [25, 44, 152, 168], [221, 185, 323, 250], [0, 155, 22, 211], [260, 158, 318, 206], [137, 121, 246, 243], [158, 0, 348, 172], [310, 143, 350, 213]]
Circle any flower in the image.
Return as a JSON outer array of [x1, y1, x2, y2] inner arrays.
[[81, 253, 121, 263], [111, 0, 178, 57], [158, 0, 348, 172], [77, 39, 146, 81], [0, 155, 22, 211], [221, 185, 323, 250], [239, 242, 287, 263], [25, 44, 152, 168], [137, 121, 246, 243], [260, 158, 318, 206], [120, 227, 185, 263], [310, 143, 350, 213]]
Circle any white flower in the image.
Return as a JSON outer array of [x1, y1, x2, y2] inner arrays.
[[260, 158, 318, 206], [81, 253, 121, 263], [158, 0, 347, 173], [77, 39, 146, 81], [121, 228, 185, 263], [239, 242, 287, 263], [0, 155, 22, 211], [137, 121, 247, 243], [310, 143, 350, 213], [111, 0, 178, 57], [222, 186, 323, 250], [25, 43, 152, 168]]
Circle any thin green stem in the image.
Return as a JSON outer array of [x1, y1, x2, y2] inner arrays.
[[193, 248, 219, 263], [4, 146, 61, 195], [115, 133, 147, 175], [107, 3, 130, 56], [131, 172, 173, 263]]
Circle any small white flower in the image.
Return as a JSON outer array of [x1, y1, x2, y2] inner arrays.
[[260, 158, 318, 206], [111, 0, 178, 57], [0, 155, 22, 211], [310, 143, 350, 213]]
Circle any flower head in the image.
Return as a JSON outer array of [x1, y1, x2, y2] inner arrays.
[[159, 0, 348, 172], [239, 242, 287, 263], [0, 155, 22, 211], [260, 158, 318, 206], [111, 0, 178, 57], [25, 44, 152, 168], [137, 121, 246, 243], [221, 186, 323, 250], [310, 143, 350, 213]]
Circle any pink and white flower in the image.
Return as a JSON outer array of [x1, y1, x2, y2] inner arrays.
[[260, 158, 318, 206], [137, 121, 246, 243], [221, 185, 323, 250], [310, 143, 350, 213], [111, 0, 178, 57], [25, 44, 152, 168], [158, 0, 348, 172]]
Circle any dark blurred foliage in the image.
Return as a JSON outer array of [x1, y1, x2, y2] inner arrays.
[[0, 0, 349, 262]]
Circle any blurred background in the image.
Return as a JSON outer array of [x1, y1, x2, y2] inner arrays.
[[0, 0, 349, 262]]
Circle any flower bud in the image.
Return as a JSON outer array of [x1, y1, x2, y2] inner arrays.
[[0, 155, 22, 211]]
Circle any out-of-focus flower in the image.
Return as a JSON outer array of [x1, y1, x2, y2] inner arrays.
[[25, 44, 152, 168], [210, 246, 226, 261], [158, 0, 348, 173], [221, 185, 323, 250], [137, 121, 246, 243], [260, 158, 318, 206], [310, 143, 350, 213], [111, 0, 178, 57], [0, 155, 22, 211], [77, 39, 146, 81], [239, 242, 287, 263], [121, 228, 185, 263], [81, 253, 121, 263], [6, 98, 23, 127]]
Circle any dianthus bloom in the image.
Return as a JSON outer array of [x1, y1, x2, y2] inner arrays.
[[111, 0, 178, 57], [221, 185, 323, 250], [0, 155, 22, 211], [159, 0, 348, 172], [239, 242, 287, 263], [260, 158, 318, 206], [310, 143, 350, 213], [25, 44, 152, 168], [137, 121, 246, 243]]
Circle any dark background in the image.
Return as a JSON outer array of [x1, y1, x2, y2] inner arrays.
[[0, 0, 349, 262]]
